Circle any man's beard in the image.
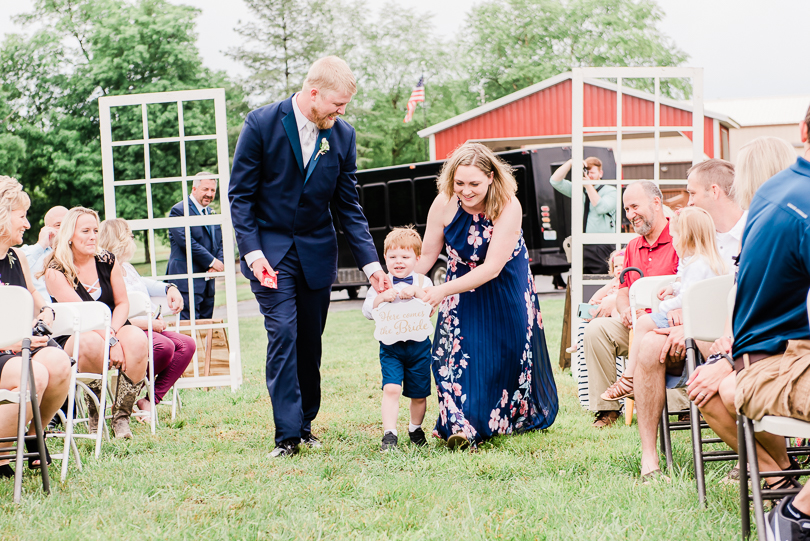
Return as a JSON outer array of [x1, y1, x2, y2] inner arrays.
[[633, 214, 654, 236], [311, 106, 337, 130]]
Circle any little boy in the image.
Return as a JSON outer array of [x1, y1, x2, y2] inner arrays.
[[361, 227, 433, 451]]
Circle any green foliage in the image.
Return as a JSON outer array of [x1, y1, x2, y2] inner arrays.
[[0, 0, 248, 242], [461, 0, 690, 102], [228, 0, 362, 104]]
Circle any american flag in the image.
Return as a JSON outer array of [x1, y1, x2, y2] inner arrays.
[[403, 77, 425, 123]]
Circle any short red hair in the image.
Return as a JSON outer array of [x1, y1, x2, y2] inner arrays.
[[383, 226, 422, 257]]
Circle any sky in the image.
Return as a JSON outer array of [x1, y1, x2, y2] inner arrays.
[[0, 0, 808, 101]]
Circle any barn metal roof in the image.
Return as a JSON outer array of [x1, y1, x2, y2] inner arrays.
[[418, 72, 739, 138]]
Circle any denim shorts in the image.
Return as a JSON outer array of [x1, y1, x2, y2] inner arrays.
[[379, 338, 432, 398], [649, 312, 671, 329]]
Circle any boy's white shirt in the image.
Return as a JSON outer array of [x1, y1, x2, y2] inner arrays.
[[361, 271, 433, 320], [658, 255, 719, 315]]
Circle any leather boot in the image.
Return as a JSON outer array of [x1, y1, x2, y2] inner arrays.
[[112, 373, 145, 439], [84, 379, 103, 434]]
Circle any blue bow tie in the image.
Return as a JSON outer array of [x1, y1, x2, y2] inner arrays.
[[392, 276, 413, 285]]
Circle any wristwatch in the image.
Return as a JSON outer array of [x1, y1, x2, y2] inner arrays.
[[109, 336, 119, 348]]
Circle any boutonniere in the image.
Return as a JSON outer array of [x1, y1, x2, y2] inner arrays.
[[316, 138, 329, 159]]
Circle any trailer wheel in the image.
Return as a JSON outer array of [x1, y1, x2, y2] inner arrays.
[[347, 286, 360, 300], [430, 261, 447, 285]]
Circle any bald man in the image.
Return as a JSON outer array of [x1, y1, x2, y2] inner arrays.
[[21, 205, 68, 298]]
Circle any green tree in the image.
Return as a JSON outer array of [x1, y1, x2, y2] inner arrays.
[[228, 0, 362, 104], [0, 0, 248, 246], [460, 0, 689, 102]]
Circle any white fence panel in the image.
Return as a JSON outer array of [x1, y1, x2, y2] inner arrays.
[[99, 89, 242, 391]]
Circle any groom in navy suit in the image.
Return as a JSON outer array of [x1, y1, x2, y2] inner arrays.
[[229, 56, 390, 457], [167, 172, 224, 320]]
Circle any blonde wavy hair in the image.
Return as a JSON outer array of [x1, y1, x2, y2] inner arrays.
[[732, 136, 796, 209], [436, 143, 517, 222], [0, 176, 31, 241], [39, 207, 101, 286], [99, 218, 136, 263], [671, 207, 726, 276]]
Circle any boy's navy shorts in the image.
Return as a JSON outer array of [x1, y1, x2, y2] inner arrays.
[[379, 338, 432, 399]]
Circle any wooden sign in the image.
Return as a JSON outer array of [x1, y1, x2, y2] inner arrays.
[[372, 299, 434, 345]]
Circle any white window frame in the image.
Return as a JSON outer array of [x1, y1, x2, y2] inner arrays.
[[98, 88, 242, 391], [570, 67, 704, 337]]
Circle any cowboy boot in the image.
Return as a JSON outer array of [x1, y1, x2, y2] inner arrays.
[[84, 379, 103, 434], [112, 373, 145, 439]]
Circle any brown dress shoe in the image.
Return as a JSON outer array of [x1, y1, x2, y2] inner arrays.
[[593, 410, 620, 428]]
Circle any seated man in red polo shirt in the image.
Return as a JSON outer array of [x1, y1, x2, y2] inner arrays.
[[583, 180, 680, 428]]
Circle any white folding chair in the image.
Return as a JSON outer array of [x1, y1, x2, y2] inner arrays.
[[48, 301, 112, 482], [127, 291, 157, 434], [0, 286, 50, 502], [624, 274, 677, 424], [682, 274, 736, 506], [150, 295, 183, 421], [738, 290, 810, 540]]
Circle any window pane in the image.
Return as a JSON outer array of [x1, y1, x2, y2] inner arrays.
[[387, 180, 413, 227], [414, 176, 437, 225], [363, 184, 386, 229]]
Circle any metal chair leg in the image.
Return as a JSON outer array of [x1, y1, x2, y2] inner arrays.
[[13, 341, 31, 503], [660, 396, 674, 471], [27, 355, 51, 495], [739, 415, 750, 540], [743, 415, 767, 540], [691, 395, 706, 507]]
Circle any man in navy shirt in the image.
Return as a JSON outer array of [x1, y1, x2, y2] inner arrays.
[[700, 104, 810, 540]]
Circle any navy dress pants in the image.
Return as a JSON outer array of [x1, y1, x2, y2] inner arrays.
[[251, 245, 332, 445], [179, 281, 215, 320]]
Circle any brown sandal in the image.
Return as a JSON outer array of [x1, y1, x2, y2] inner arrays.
[[600, 375, 634, 401]]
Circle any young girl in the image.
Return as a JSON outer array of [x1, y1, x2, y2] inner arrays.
[[567, 250, 625, 354], [600, 207, 726, 401]]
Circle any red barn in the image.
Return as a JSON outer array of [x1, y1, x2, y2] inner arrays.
[[418, 72, 738, 179]]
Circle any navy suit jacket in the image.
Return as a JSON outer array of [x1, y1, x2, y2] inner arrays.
[[166, 197, 224, 294], [228, 96, 378, 290]]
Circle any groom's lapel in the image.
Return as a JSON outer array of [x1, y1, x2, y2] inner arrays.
[[281, 104, 305, 177], [304, 127, 333, 185]]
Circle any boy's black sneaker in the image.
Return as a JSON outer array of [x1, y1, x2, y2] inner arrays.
[[381, 432, 398, 451], [409, 427, 427, 447]]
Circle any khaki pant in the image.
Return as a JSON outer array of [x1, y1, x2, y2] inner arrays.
[[584, 317, 690, 413], [736, 340, 810, 421]]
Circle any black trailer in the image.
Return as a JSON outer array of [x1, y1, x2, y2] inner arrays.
[[332, 145, 616, 298]]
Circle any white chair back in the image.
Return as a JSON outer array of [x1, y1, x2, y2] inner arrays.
[[127, 291, 153, 319], [50, 301, 111, 334], [683, 274, 735, 342], [629, 275, 677, 327], [0, 286, 33, 348]]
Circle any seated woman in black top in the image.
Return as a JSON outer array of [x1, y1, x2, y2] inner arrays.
[[0, 177, 71, 475], [43, 207, 148, 440]]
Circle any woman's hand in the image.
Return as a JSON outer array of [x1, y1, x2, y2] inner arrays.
[[167, 287, 184, 314], [8, 335, 50, 353], [421, 285, 447, 309], [109, 342, 126, 372], [37, 308, 54, 327], [153, 316, 166, 333]]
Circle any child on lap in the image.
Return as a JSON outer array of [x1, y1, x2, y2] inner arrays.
[[601, 207, 727, 401], [362, 227, 434, 451]]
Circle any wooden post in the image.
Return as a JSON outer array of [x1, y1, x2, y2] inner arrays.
[[559, 280, 572, 370]]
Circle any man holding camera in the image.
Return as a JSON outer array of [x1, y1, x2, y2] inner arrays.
[[550, 157, 617, 274]]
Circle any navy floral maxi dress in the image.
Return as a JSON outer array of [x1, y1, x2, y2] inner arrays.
[[432, 202, 559, 445]]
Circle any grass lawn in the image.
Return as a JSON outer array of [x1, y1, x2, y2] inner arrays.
[[0, 299, 748, 539]]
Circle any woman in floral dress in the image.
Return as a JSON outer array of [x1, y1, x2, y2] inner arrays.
[[419, 143, 558, 448]]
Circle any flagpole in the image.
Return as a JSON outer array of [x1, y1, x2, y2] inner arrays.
[[421, 62, 428, 161]]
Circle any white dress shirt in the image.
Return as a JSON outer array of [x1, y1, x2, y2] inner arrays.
[[244, 93, 382, 279], [20, 243, 52, 299], [716, 210, 748, 274]]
